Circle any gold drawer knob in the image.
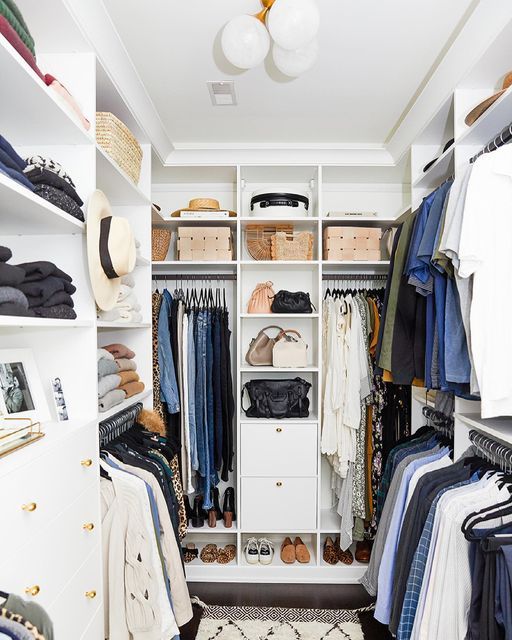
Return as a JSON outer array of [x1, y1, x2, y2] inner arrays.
[[21, 502, 37, 512], [276, 428, 282, 433], [83, 522, 95, 531], [81, 459, 93, 467], [85, 590, 97, 599], [25, 585, 40, 597], [276, 481, 283, 487]]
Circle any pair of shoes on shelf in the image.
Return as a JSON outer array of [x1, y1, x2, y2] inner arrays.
[[199, 543, 237, 564], [182, 543, 199, 563], [280, 537, 310, 564], [323, 536, 354, 565], [188, 487, 236, 529], [244, 537, 274, 565], [355, 540, 372, 563]]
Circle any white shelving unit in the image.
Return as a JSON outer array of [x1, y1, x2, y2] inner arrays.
[[151, 163, 403, 583]]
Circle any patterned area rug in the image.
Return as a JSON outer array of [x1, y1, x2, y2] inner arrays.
[[194, 601, 373, 639]]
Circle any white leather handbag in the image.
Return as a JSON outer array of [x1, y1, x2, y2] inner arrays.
[[272, 329, 308, 368]]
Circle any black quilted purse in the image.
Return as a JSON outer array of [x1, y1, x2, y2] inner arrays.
[[242, 377, 311, 419], [270, 290, 315, 314]]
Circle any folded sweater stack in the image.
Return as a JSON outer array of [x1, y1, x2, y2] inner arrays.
[[23, 155, 84, 222], [0, 247, 77, 319], [0, 0, 44, 81], [98, 344, 145, 413], [0, 134, 34, 190], [97, 273, 142, 323]]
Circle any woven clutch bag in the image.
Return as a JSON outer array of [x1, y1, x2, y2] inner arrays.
[[271, 231, 314, 261]]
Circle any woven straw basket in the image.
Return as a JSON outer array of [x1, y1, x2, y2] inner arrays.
[[96, 112, 143, 184], [152, 228, 172, 261], [245, 224, 293, 261], [271, 231, 314, 261]]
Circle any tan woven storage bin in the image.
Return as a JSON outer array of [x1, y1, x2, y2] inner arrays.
[[96, 112, 143, 184], [271, 231, 314, 261], [324, 226, 382, 261], [245, 224, 293, 260], [152, 228, 172, 261], [178, 227, 233, 261]]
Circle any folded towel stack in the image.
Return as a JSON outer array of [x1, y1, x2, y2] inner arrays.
[[0, 1, 43, 81], [96, 274, 142, 324], [98, 344, 145, 413], [0, 247, 77, 319], [23, 155, 84, 222]]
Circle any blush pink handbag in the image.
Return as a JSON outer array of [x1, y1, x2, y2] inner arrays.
[[247, 281, 275, 314]]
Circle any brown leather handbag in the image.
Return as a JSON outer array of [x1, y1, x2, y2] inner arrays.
[[247, 281, 275, 314], [245, 325, 283, 366]]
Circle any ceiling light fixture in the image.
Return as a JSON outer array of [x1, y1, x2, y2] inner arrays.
[[221, 0, 319, 77]]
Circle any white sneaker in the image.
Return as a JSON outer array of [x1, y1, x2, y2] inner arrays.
[[244, 537, 259, 565], [258, 538, 274, 565]]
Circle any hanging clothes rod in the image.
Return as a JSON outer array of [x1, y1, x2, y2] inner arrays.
[[99, 402, 142, 446], [321, 273, 388, 281], [152, 273, 237, 281], [469, 429, 512, 471], [470, 121, 512, 163]]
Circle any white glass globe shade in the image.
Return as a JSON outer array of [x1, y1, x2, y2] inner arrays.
[[268, 0, 319, 51], [221, 15, 270, 69], [272, 39, 318, 77]]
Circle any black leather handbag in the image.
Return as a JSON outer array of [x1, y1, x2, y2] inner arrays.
[[242, 377, 311, 419], [270, 290, 315, 314]]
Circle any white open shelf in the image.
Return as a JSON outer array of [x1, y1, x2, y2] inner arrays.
[[456, 413, 512, 446], [240, 366, 319, 373], [320, 509, 342, 533], [321, 216, 398, 226], [0, 172, 85, 235], [456, 86, 512, 146], [186, 523, 238, 535], [98, 388, 152, 422], [240, 414, 319, 424], [240, 313, 319, 319], [97, 321, 151, 329], [0, 37, 92, 145], [0, 316, 93, 329], [95, 145, 151, 206], [412, 144, 454, 188]]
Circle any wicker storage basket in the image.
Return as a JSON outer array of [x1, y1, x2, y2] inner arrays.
[[96, 112, 143, 184], [271, 231, 314, 261], [324, 226, 382, 261], [245, 224, 293, 260], [152, 228, 172, 261], [177, 227, 233, 261]]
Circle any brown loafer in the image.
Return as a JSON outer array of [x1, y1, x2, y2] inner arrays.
[[355, 540, 372, 564], [323, 536, 338, 565], [294, 536, 310, 564], [280, 536, 296, 564]]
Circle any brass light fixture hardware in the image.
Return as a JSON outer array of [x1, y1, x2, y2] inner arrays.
[[254, 0, 276, 23]]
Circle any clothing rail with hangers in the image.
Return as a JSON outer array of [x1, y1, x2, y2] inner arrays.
[[152, 273, 237, 281], [470, 121, 512, 163], [99, 402, 142, 446], [469, 429, 512, 472], [321, 273, 388, 281]]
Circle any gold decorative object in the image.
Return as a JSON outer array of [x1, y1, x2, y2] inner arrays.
[[25, 585, 40, 597], [0, 418, 44, 459]]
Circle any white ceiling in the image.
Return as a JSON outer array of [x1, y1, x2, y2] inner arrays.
[[103, 0, 475, 147]]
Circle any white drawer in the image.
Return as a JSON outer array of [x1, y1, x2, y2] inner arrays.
[[241, 477, 317, 530], [0, 481, 101, 608], [49, 546, 102, 640], [80, 603, 103, 640], [241, 423, 317, 476], [0, 424, 98, 549]]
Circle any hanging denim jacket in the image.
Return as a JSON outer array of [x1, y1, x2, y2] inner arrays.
[[158, 290, 180, 413]]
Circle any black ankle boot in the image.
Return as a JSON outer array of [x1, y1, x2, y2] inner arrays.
[[191, 495, 206, 528], [185, 495, 193, 523], [222, 487, 236, 528], [211, 487, 223, 520]]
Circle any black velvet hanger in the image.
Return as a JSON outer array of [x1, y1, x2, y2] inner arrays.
[[0, 590, 9, 599], [463, 494, 512, 541]]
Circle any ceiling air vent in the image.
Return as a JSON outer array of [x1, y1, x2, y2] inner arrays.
[[208, 81, 237, 106]]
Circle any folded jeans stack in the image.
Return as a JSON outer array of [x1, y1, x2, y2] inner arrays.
[[96, 273, 142, 323], [0, 0, 44, 81], [23, 155, 84, 222], [98, 343, 145, 413], [0, 134, 35, 190]]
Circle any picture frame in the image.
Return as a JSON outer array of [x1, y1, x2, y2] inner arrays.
[[51, 377, 69, 422], [0, 349, 50, 424]]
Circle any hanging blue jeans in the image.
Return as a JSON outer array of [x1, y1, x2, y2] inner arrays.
[[187, 311, 199, 471], [158, 290, 180, 413]]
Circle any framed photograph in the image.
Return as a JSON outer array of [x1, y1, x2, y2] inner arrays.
[[51, 377, 69, 421], [0, 349, 49, 423]]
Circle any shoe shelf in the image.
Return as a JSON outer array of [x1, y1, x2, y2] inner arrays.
[[96, 144, 151, 206], [186, 524, 239, 535]]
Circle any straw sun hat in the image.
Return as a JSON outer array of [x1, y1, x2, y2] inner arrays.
[[170, 198, 236, 217], [86, 190, 136, 311]]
